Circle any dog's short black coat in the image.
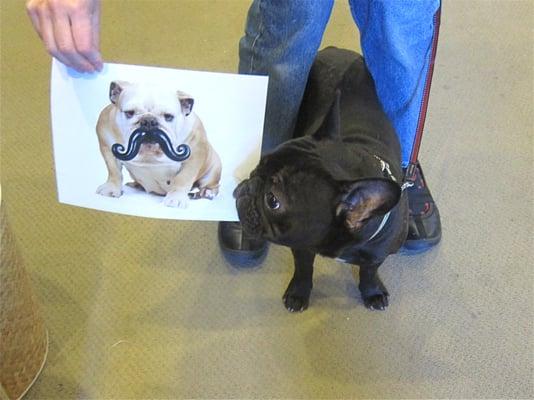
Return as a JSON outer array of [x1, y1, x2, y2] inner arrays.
[[235, 47, 409, 312]]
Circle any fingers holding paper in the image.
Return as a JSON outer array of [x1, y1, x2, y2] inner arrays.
[[26, 0, 102, 73]]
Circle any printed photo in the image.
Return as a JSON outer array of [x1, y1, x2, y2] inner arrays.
[[51, 60, 268, 221]]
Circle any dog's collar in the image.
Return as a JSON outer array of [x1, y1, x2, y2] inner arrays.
[[368, 209, 391, 242], [366, 155, 412, 242]]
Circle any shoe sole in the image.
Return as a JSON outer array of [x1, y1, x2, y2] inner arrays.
[[220, 243, 269, 268], [399, 232, 441, 255]]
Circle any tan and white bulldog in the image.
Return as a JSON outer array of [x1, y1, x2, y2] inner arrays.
[[96, 81, 222, 208]]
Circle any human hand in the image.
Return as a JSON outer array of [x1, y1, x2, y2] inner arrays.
[[26, 0, 102, 73]]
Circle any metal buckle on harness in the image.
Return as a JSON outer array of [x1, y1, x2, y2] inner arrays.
[[402, 162, 417, 191], [373, 154, 414, 192], [373, 155, 415, 191]]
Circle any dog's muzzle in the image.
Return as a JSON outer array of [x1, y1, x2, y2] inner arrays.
[[111, 128, 191, 162], [234, 178, 264, 238]]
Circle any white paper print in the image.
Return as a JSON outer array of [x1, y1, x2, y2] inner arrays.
[[50, 60, 268, 221]]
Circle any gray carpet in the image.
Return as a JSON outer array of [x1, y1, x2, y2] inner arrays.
[[1, 0, 532, 398]]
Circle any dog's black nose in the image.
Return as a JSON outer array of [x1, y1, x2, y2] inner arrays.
[[139, 116, 159, 129], [233, 180, 250, 199]]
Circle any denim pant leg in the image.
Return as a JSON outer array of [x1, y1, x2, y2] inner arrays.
[[239, 0, 334, 154], [349, 0, 441, 168]]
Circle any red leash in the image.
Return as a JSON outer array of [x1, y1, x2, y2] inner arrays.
[[405, 6, 442, 182]]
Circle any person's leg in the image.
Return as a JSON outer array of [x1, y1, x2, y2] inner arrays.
[[239, 0, 335, 152], [350, 0, 442, 252], [219, 0, 335, 266]]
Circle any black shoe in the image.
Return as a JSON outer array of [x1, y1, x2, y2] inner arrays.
[[401, 162, 442, 254], [218, 221, 268, 267]]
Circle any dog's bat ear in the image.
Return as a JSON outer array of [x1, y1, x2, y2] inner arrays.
[[177, 90, 194, 116], [336, 179, 401, 232], [313, 89, 341, 141], [109, 81, 129, 104]]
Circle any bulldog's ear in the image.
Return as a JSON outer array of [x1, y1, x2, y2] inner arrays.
[[109, 81, 129, 104], [177, 90, 194, 116], [312, 89, 341, 141], [336, 179, 401, 232]]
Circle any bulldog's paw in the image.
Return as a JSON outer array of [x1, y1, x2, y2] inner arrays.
[[199, 187, 218, 200], [96, 182, 122, 197], [189, 187, 219, 200], [283, 280, 312, 313], [163, 191, 190, 208]]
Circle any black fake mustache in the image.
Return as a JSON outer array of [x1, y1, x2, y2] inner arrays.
[[111, 128, 191, 162]]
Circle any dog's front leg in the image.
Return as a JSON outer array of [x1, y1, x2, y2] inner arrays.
[[164, 165, 198, 208], [283, 248, 315, 312], [359, 263, 389, 311], [96, 146, 123, 197]]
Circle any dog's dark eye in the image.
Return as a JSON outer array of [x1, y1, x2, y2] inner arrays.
[[124, 110, 135, 119], [265, 192, 281, 210], [164, 113, 174, 122]]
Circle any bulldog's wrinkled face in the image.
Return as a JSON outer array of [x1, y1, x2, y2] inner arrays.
[[235, 148, 341, 249], [108, 81, 194, 154]]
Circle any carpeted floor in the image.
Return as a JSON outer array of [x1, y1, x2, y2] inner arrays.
[[1, 1, 532, 398]]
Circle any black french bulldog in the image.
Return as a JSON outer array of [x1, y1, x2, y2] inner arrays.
[[234, 47, 409, 312]]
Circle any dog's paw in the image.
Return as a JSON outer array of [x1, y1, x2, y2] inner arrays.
[[360, 281, 389, 311], [163, 191, 190, 208], [96, 182, 122, 197], [199, 187, 218, 200], [283, 279, 312, 313], [362, 291, 389, 311], [359, 275, 389, 311], [283, 294, 310, 313]]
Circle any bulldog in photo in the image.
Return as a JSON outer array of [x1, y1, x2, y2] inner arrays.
[[96, 81, 222, 208], [234, 47, 409, 312]]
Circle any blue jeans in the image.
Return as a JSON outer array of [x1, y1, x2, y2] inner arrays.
[[239, 0, 441, 168]]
